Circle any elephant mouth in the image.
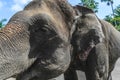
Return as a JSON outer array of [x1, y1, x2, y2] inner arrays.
[[78, 41, 95, 61]]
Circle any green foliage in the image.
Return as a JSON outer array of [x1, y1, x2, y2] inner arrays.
[[115, 25, 120, 31], [104, 4, 120, 24], [104, 15, 115, 25], [104, 5, 120, 31], [114, 5, 120, 17], [79, 0, 99, 12], [0, 19, 7, 28]]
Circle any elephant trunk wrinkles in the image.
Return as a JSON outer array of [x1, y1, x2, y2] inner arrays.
[[0, 21, 36, 80]]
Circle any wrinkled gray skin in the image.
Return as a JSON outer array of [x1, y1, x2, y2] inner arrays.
[[0, 0, 76, 80], [65, 6, 120, 80]]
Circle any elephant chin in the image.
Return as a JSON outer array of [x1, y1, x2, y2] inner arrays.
[[78, 41, 95, 61]]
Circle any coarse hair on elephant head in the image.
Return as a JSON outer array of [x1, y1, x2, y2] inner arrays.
[[0, 0, 76, 80], [71, 5, 105, 61]]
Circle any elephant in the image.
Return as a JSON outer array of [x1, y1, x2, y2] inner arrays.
[[64, 5, 120, 80], [0, 0, 76, 80]]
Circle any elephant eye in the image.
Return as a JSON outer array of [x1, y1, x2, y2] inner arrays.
[[34, 25, 50, 34], [40, 25, 51, 34]]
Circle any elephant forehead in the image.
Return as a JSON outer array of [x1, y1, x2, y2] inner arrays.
[[31, 12, 70, 42], [38, 12, 69, 42], [24, 0, 71, 41], [9, 0, 71, 42]]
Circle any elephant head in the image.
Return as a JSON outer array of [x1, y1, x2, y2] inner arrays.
[[65, 6, 120, 80], [71, 6, 105, 61], [0, 0, 76, 80]]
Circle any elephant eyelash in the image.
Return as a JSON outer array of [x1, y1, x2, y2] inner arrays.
[[40, 26, 50, 32], [48, 35, 59, 41]]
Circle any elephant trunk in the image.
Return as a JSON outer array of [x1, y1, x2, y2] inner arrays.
[[0, 11, 38, 80]]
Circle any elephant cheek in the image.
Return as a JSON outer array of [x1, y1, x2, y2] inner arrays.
[[52, 43, 71, 72]]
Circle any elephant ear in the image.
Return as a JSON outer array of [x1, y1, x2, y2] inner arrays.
[[97, 19, 106, 43], [92, 18, 105, 43]]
